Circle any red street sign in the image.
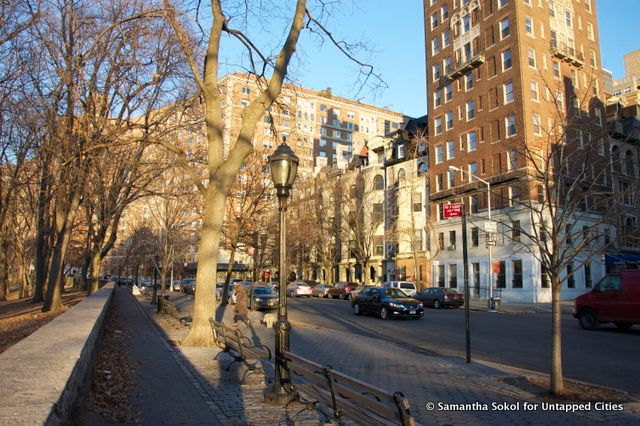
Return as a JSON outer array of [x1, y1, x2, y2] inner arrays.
[[443, 203, 464, 218]]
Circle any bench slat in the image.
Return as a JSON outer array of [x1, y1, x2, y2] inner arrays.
[[282, 350, 415, 426]]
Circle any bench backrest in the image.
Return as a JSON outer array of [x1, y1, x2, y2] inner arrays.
[[283, 350, 414, 426], [208, 318, 228, 349]]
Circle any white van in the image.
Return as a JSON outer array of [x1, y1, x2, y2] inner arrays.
[[383, 281, 417, 296]]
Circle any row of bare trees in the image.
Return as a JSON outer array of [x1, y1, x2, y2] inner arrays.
[[0, 0, 194, 310]]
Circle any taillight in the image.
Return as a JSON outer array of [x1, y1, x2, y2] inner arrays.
[[444, 294, 450, 299]]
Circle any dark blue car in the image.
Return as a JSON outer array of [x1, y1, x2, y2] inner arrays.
[[351, 287, 424, 320]]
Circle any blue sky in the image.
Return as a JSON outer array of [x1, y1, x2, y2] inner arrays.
[[281, 0, 638, 118]]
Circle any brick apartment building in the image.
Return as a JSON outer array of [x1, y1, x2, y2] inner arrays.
[[422, 0, 639, 302]]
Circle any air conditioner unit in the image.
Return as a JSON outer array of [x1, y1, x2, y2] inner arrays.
[[447, 245, 456, 251]]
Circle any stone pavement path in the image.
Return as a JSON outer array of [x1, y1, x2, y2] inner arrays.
[[138, 292, 640, 426]]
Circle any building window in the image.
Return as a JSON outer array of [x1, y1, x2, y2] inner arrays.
[[532, 114, 542, 135], [241, 86, 251, 94], [435, 145, 444, 164], [374, 175, 384, 190], [505, 114, 516, 137], [434, 90, 442, 108], [586, 22, 594, 40], [468, 161, 478, 179], [512, 220, 521, 241], [498, 0, 508, 8], [496, 261, 506, 288], [444, 83, 453, 102], [466, 100, 476, 120], [432, 37, 441, 56], [436, 174, 444, 191], [441, 4, 449, 20], [527, 48, 536, 68], [446, 140, 455, 159], [438, 264, 445, 287], [443, 112, 453, 131], [565, 10, 572, 27], [503, 81, 514, 103], [443, 29, 451, 47], [464, 73, 474, 91], [431, 12, 439, 30], [433, 63, 441, 81], [512, 260, 523, 288], [471, 227, 479, 247], [553, 61, 560, 78], [567, 263, 575, 288], [373, 203, 384, 223], [448, 168, 456, 188], [525, 16, 534, 35], [502, 49, 512, 71], [449, 264, 457, 288], [530, 81, 539, 101], [434, 116, 443, 135], [467, 131, 477, 151], [499, 18, 510, 39], [584, 262, 592, 288], [444, 56, 452, 74]]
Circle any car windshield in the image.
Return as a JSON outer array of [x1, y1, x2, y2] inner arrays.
[[384, 288, 407, 298], [253, 286, 274, 295]]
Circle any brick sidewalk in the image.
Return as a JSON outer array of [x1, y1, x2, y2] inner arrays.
[[137, 292, 640, 425]]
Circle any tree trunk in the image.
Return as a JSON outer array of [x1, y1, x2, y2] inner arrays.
[[0, 237, 9, 301], [88, 251, 102, 294], [181, 187, 227, 346], [550, 276, 564, 395]]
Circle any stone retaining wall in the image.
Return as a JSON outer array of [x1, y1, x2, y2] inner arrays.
[[0, 283, 114, 426]]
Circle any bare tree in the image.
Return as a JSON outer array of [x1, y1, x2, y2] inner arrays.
[[495, 72, 638, 395], [164, 0, 383, 346]]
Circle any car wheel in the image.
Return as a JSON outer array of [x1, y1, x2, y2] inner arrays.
[[340, 293, 346, 300], [353, 303, 361, 316], [380, 307, 389, 320], [614, 322, 632, 330], [433, 300, 441, 309], [578, 309, 600, 330]]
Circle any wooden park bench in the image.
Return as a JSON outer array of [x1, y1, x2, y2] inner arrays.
[[283, 350, 415, 426], [159, 297, 192, 325], [209, 318, 271, 383]]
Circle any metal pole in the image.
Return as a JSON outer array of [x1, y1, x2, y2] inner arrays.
[[462, 210, 471, 364], [267, 195, 292, 403], [487, 182, 494, 310]]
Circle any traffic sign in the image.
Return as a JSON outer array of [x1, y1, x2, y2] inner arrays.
[[443, 203, 464, 218], [486, 240, 496, 247]]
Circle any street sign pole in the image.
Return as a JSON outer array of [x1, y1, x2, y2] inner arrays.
[[461, 208, 471, 364]]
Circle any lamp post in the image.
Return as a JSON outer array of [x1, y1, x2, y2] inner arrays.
[[449, 166, 496, 310], [266, 140, 298, 403]]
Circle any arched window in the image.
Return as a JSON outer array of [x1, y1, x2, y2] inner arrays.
[[373, 175, 384, 190], [418, 162, 428, 175]]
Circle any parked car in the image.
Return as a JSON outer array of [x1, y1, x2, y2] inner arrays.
[[248, 285, 279, 310], [383, 281, 417, 297], [181, 278, 196, 295], [351, 287, 424, 320], [287, 281, 313, 297], [414, 287, 464, 309], [311, 284, 333, 298], [327, 282, 359, 300], [573, 270, 640, 330], [169, 279, 182, 292]]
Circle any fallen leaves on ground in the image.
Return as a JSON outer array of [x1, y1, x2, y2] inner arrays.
[[81, 306, 138, 423]]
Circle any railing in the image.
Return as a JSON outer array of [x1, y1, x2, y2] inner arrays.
[[550, 40, 584, 67], [447, 53, 486, 80]]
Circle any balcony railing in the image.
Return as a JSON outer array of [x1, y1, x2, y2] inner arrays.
[[447, 53, 486, 80], [550, 41, 584, 68]]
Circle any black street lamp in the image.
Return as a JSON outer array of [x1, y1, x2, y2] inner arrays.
[[265, 140, 298, 404]]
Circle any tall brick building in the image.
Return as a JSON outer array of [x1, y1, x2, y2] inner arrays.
[[422, 0, 628, 302]]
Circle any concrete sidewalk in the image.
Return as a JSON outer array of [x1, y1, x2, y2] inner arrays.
[[128, 290, 639, 425]]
